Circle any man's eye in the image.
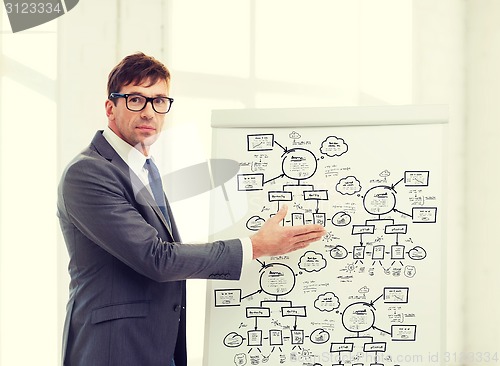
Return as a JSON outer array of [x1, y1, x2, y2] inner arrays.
[[154, 98, 166, 105], [129, 96, 143, 103]]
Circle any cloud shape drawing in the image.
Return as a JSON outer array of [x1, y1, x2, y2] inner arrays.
[[289, 131, 301, 139], [336, 176, 362, 195], [332, 211, 352, 226], [246, 216, 265, 231], [320, 136, 348, 157], [298, 251, 327, 272], [224, 332, 244, 348], [314, 292, 340, 312], [379, 169, 391, 177], [358, 286, 370, 294], [408, 246, 427, 260], [330, 245, 348, 259], [310, 328, 330, 344]]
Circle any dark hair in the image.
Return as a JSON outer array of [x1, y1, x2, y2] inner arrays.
[[107, 52, 170, 97]]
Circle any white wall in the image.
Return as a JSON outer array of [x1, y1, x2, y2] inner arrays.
[[413, 0, 466, 361], [465, 0, 500, 360]]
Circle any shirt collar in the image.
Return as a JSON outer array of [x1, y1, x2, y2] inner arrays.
[[102, 127, 151, 176]]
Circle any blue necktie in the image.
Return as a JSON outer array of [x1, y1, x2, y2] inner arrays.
[[144, 158, 172, 230]]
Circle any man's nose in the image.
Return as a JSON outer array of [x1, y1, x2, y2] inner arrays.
[[140, 100, 155, 119]]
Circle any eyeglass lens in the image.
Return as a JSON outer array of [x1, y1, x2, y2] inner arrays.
[[126, 95, 171, 113]]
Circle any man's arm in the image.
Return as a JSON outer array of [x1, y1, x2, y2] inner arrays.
[[59, 156, 244, 282], [60, 156, 324, 281], [251, 205, 325, 259]]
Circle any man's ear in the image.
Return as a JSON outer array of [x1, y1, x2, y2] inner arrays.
[[105, 99, 115, 119]]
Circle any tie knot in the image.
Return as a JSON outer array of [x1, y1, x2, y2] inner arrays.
[[144, 158, 160, 178]]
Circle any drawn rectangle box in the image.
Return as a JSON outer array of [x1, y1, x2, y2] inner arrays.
[[269, 329, 283, 345], [353, 246, 365, 259], [351, 225, 375, 235], [391, 325, 417, 341], [290, 330, 304, 345], [384, 287, 409, 303], [313, 213, 326, 226], [214, 289, 241, 307], [385, 224, 407, 234], [268, 191, 293, 201], [363, 342, 387, 352], [303, 190, 329, 200], [247, 134, 274, 151], [412, 207, 437, 223], [372, 245, 385, 259], [330, 342, 354, 352], [291, 213, 304, 225], [281, 306, 307, 317], [391, 245, 405, 259], [404, 170, 430, 186], [246, 307, 271, 318], [247, 330, 262, 346], [237, 173, 264, 191]]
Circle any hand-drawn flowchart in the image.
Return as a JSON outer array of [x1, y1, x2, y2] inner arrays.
[[205, 121, 445, 366]]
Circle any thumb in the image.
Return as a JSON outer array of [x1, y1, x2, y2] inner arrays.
[[272, 204, 288, 223]]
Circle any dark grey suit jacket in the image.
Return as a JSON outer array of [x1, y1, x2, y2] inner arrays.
[[57, 131, 243, 366]]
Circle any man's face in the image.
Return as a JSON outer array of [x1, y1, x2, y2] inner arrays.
[[106, 78, 169, 155]]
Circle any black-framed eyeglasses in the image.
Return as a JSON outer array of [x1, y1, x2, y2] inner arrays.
[[109, 93, 174, 114]]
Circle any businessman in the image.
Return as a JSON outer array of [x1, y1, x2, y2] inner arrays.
[[57, 52, 325, 366]]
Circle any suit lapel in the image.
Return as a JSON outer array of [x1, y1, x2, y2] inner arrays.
[[90, 131, 176, 240]]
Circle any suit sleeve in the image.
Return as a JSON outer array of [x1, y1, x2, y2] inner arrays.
[[58, 155, 243, 282]]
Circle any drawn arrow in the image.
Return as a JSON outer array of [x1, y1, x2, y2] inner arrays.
[[371, 293, 384, 307], [264, 174, 285, 185], [391, 177, 404, 191], [372, 325, 391, 336], [393, 208, 412, 218], [256, 259, 266, 268], [241, 289, 263, 300], [274, 141, 288, 153]]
